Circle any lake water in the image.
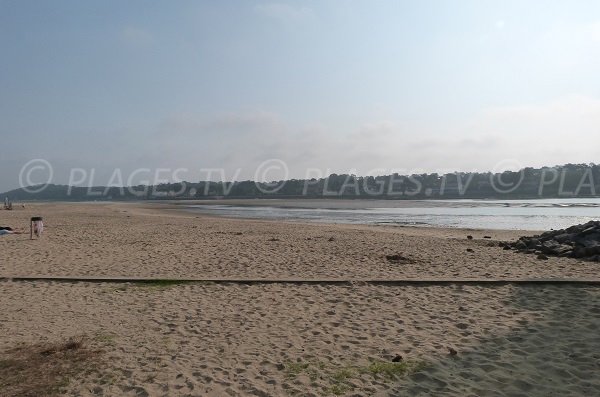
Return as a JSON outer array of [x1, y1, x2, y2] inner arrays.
[[185, 198, 600, 231]]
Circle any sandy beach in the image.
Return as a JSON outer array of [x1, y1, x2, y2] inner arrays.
[[2, 203, 600, 396], [1, 202, 598, 279]]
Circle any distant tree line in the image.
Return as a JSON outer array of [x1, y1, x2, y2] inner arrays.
[[3, 163, 600, 201]]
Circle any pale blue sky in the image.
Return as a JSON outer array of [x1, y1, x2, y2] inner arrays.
[[1, 0, 599, 190]]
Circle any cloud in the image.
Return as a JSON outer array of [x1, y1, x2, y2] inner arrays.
[[147, 95, 600, 180], [2, 96, 599, 190], [254, 3, 314, 24]]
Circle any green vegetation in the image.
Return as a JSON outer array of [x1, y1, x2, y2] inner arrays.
[[282, 357, 427, 396], [4, 163, 600, 201], [365, 360, 427, 379], [284, 361, 311, 378], [94, 333, 116, 345]]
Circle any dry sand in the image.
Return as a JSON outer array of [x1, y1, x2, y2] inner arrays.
[[1, 202, 598, 279], [1, 203, 600, 396]]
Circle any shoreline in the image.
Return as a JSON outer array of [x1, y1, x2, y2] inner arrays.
[[0, 202, 591, 280]]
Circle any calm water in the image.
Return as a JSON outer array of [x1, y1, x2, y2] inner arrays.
[[186, 198, 600, 230]]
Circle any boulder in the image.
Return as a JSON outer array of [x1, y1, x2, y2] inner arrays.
[[507, 221, 600, 261]]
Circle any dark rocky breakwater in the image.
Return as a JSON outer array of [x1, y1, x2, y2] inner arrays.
[[504, 220, 600, 262]]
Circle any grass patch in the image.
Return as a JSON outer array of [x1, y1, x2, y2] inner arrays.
[[94, 333, 116, 345], [364, 360, 426, 379], [284, 361, 311, 378], [0, 337, 103, 397], [327, 383, 351, 396], [332, 367, 355, 382], [282, 357, 427, 395]]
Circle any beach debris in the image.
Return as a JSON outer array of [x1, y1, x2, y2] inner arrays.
[[268, 237, 280, 242], [467, 235, 473, 240], [392, 355, 403, 363], [506, 220, 600, 262], [328, 236, 335, 242], [235, 232, 243, 235], [385, 254, 411, 263], [486, 242, 496, 247], [447, 347, 458, 356], [466, 248, 474, 253], [483, 236, 492, 239], [30, 216, 44, 239]]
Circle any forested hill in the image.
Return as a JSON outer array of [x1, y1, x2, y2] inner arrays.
[[2, 164, 600, 202]]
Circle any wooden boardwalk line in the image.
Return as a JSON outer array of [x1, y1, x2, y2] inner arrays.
[[2, 276, 600, 286]]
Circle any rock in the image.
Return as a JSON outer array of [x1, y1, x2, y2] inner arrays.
[[448, 347, 458, 356], [580, 234, 600, 247], [572, 246, 588, 258], [392, 355, 403, 363], [537, 254, 549, 260], [487, 242, 496, 247], [466, 248, 474, 253], [506, 221, 600, 261], [467, 235, 473, 240], [483, 236, 492, 239], [581, 226, 599, 235], [328, 237, 335, 242], [515, 241, 528, 250], [525, 238, 541, 248], [554, 244, 573, 256], [554, 233, 573, 244]]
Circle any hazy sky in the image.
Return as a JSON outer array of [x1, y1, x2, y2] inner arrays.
[[1, 0, 600, 190]]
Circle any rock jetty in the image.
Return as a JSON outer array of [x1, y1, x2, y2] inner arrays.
[[504, 220, 600, 262]]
